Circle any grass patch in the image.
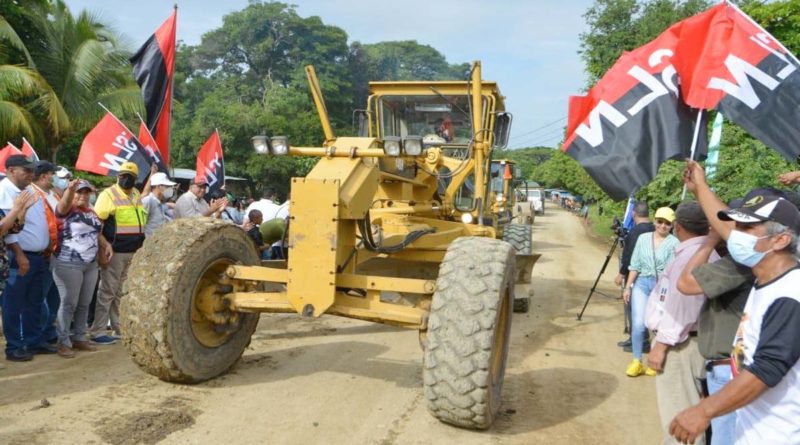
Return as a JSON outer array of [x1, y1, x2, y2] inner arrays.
[[586, 207, 617, 240]]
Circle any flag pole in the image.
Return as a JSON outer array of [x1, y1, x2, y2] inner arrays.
[[682, 108, 705, 200]]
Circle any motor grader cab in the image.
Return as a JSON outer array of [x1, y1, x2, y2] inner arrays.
[[121, 62, 534, 430]]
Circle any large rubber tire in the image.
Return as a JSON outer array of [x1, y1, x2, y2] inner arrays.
[[121, 218, 260, 383], [423, 237, 515, 429], [502, 223, 532, 255]]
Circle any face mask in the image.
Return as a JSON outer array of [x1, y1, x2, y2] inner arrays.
[[52, 176, 68, 190], [162, 187, 174, 200], [727, 229, 770, 267], [118, 175, 136, 189], [89, 194, 97, 206]]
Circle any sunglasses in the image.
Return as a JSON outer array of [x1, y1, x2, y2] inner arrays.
[[655, 219, 672, 226]]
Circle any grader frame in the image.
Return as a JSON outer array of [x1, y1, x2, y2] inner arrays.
[[122, 61, 534, 430]]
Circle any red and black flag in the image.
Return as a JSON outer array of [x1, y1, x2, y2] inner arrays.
[[76, 112, 161, 185], [563, 24, 706, 200], [137, 120, 169, 174], [672, 3, 800, 162], [20, 138, 39, 162], [130, 8, 176, 167], [195, 130, 225, 195]]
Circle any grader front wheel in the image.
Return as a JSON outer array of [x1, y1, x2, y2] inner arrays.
[[503, 223, 533, 313], [120, 219, 260, 383], [423, 237, 515, 429]]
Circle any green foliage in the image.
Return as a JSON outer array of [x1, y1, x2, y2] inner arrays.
[[494, 146, 555, 179], [0, 0, 142, 160]]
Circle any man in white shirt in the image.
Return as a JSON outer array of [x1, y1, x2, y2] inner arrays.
[[174, 180, 226, 219], [0, 155, 55, 361], [32, 161, 62, 345], [141, 172, 176, 236], [246, 188, 288, 222]]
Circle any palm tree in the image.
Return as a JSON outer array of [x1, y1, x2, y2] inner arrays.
[[0, 0, 142, 161]]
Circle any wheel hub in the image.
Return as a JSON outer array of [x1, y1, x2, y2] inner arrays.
[[191, 259, 243, 347]]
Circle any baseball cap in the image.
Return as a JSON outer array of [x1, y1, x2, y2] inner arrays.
[[718, 193, 800, 232], [5, 154, 36, 170], [55, 166, 72, 179], [119, 161, 139, 176], [150, 172, 176, 187], [34, 160, 57, 175], [75, 179, 95, 192], [654, 207, 676, 223]]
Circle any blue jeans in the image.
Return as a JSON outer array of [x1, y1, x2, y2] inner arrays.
[[707, 362, 736, 445], [631, 275, 656, 360], [40, 259, 60, 342], [1, 251, 48, 355]]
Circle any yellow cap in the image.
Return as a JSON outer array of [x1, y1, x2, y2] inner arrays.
[[654, 207, 676, 223], [119, 161, 139, 176]]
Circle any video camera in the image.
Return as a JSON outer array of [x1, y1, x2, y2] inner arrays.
[[610, 216, 628, 239]]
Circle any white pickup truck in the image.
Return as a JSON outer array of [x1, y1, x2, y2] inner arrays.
[[527, 189, 544, 214]]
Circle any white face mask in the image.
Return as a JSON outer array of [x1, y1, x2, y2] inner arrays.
[[162, 186, 174, 200]]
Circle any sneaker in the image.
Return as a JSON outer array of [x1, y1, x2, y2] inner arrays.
[[626, 359, 646, 377], [645, 367, 657, 377], [617, 338, 632, 347], [91, 335, 118, 345], [57, 344, 75, 358], [72, 340, 97, 352]]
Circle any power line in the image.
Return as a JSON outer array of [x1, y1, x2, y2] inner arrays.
[[512, 126, 566, 148], [508, 116, 567, 141]]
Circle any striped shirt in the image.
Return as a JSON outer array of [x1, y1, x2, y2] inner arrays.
[[629, 232, 679, 277]]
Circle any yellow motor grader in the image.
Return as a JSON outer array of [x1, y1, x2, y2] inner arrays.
[[121, 61, 536, 429]]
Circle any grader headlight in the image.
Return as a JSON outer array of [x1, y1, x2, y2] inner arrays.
[[270, 136, 289, 155], [383, 136, 401, 156], [402, 136, 423, 156], [251, 135, 270, 154]]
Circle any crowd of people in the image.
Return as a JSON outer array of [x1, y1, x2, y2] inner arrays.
[[614, 160, 800, 445], [0, 155, 288, 363]]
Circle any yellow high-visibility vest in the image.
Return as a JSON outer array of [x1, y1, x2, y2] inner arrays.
[[103, 185, 147, 235]]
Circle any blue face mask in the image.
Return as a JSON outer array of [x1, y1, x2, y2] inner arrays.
[[89, 194, 97, 206], [52, 176, 68, 190], [727, 229, 770, 267]]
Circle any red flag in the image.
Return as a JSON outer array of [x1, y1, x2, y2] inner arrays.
[[195, 130, 225, 194], [671, 2, 800, 161], [20, 138, 39, 162], [76, 112, 154, 184], [137, 120, 168, 174], [563, 24, 705, 200], [0, 143, 23, 175], [130, 8, 176, 166]]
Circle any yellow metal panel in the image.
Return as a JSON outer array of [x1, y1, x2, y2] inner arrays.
[[287, 178, 340, 316], [223, 292, 294, 313]]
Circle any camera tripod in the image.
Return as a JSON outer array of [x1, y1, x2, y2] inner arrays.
[[576, 233, 624, 321]]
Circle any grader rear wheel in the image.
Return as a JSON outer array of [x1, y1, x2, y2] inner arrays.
[[503, 224, 532, 313], [120, 219, 260, 383], [423, 237, 515, 429]]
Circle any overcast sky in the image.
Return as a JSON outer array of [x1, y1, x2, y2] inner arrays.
[[65, 0, 594, 149]]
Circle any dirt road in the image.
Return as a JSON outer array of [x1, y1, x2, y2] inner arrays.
[[0, 208, 662, 445]]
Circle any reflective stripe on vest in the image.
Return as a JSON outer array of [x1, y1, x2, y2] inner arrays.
[[106, 185, 146, 235]]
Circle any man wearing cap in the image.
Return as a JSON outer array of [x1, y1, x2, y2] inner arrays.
[[645, 201, 718, 445], [670, 162, 800, 445], [89, 162, 147, 345], [32, 160, 63, 345], [0, 154, 56, 361], [173, 180, 226, 219], [141, 172, 176, 236]]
